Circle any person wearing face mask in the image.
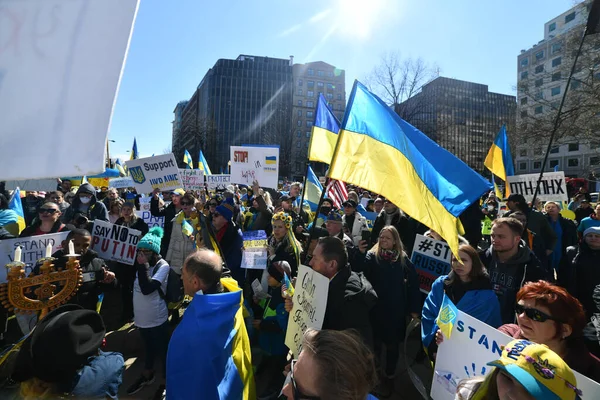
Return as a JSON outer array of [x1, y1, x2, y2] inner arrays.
[[62, 183, 109, 224]]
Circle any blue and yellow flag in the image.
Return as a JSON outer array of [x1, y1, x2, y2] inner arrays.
[[484, 125, 514, 196], [183, 149, 193, 170], [305, 166, 323, 212], [182, 219, 194, 237], [436, 294, 459, 339], [8, 188, 26, 234], [198, 150, 212, 175], [308, 94, 341, 164], [328, 81, 492, 259], [115, 159, 126, 176], [130, 138, 139, 160]]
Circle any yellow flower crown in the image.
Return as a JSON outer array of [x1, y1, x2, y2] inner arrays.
[[272, 212, 293, 229]]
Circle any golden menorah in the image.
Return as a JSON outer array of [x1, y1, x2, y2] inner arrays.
[[0, 255, 83, 321]]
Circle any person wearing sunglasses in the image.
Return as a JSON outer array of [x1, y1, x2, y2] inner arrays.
[[281, 328, 379, 400], [498, 280, 600, 382], [19, 201, 68, 237]]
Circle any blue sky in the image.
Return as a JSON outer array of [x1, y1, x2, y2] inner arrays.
[[108, 0, 577, 160]]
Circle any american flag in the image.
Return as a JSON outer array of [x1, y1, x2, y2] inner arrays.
[[325, 179, 348, 208]]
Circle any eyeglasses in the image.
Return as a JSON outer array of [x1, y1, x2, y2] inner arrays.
[[39, 208, 58, 214], [291, 360, 320, 400], [180, 201, 192, 206], [515, 304, 558, 323]]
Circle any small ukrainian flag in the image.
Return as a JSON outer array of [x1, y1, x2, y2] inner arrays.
[[265, 156, 276, 165]]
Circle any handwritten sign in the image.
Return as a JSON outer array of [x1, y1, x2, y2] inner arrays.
[[135, 210, 164, 228], [506, 171, 568, 202], [125, 154, 182, 194], [241, 230, 268, 269], [0, 0, 139, 180], [432, 309, 600, 399], [0, 232, 69, 283], [284, 265, 329, 356], [179, 169, 205, 191], [410, 234, 452, 293], [90, 220, 141, 265], [230, 146, 279, 189], [206, 174, 231, 190], [109, 176, 134, 189]]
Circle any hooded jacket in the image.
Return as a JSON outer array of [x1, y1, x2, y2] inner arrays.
[[480, 241, 548, 324], [62, 183, 109, 224]]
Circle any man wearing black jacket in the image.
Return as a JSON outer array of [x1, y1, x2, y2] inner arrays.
[[150, 188, 183, 257]]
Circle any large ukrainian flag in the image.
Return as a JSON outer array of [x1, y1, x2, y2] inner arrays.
[[484, 125, 515, 196], [308, 94, 341, 164], [183, 149, 193, 169], [328, 81, 491, 258], [198, 150, 212, 175], [305, 166, 323, 212]]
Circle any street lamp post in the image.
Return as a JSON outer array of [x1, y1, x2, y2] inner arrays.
[[106, 139, 116, 169]]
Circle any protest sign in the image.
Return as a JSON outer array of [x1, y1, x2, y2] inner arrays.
[[358, 209, 378, 231], [284, 265, 329, 356], [4, 179, 57, 192], [206, 174, 231, 190], [0, 232, 69, 283], [90, 220, 141, 265], [0, 0, 139, 180], [139, 197, 151, 212], [410, 234, 452, 293], [506, 171, 568, 202], [432, 309, 600, 399], [230, 146, 280, 189], [135, 210, 165, 228], [241, 231, 268, 269], [125, 154, 182, 194], [179, 169, 205, 191], [109, 177, 134, 189]]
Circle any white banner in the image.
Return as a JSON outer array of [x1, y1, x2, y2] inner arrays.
[[0, 232, 69, 283], [206, 174, 231, 190], [506, 172, 568, 202], [135, 210, 165, 228], [109, 176, 134, 189], [0, 0, 139, 180], [4, 179, 58, 192], [90, 220, 141, 265], [230, 146, 279, 189], [179, 169, 205, 191], [432, 310, 600, 399], [284, 265, 329, 356], [125, 154, 182, 194]]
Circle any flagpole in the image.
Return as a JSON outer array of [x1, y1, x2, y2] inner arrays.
[[531, 26, 588, 207]]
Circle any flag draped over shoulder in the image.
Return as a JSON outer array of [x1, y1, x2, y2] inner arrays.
[[305, 166, 323, 211], [130, 138, 139, 160], [8, 188, 26, 234], [183, 149, 193, 170], [484, 125, 514, 196], [308, 94, 341, 164], [198, 150, 212, 175], [328, 81, 492, 259]]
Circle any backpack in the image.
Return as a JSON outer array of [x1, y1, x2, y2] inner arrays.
[[153, 259, 184, 304]]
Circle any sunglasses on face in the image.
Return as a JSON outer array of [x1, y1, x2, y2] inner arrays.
[[39, 208, 58, 214], [515, 304, 557, 323], [291, 360, 320, 400], [180, 201, 192, 206]]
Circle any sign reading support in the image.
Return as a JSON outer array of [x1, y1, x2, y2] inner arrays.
[[179, 169, 205, 191], [90, 220, 142, 265], [410, 234, 452, 293], [0, 232, 69, 283], [230, 146, 280, 189], [206, 174, 231, 190], [125, 154, 182, 194], [506, 171, 568, 202], [284, 265, 329, 357], [241, 231, 268, 269]]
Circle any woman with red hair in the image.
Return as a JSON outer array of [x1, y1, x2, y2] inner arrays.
[[499, 280, 600, 382]]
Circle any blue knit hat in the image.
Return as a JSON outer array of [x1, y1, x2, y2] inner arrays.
[[327, 210, 343, 222], [216, 197, 235, 221], [137, 227, 164, 254]]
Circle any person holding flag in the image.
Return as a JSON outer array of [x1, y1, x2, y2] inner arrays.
[[484, 125, 515, 198]]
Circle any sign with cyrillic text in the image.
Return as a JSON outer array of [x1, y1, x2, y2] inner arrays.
[[506, 172, 567, 202], [285, 265, 329, 357], [0, 232, 69, 283], [125, 154, 182, 194], [241, 230, 267, 269], [230, 146, 279, 189], [90, 220, 142, 265], [410, 234, 452, 293], [179, 169, 205, 191]]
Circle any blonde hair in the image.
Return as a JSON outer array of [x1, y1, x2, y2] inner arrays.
[[456, 369, 500, 400], [370, 225, 404, 264]]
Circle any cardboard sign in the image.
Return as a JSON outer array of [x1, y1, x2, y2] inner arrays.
[[206, 174, 231, 190], [125, 154, 182, 194], [135, 210, 165, 228], [90, 220, 141, 265], [410, 234, 452, 293], [285, 265, 329, 356], [241, 230, 268, 269], [0, 0, 139, 180], [109, 176, 134, 189], [432, 309, 600, 399], [506, 172, 568, 202], [179, 169, 205, 191], [0, 232, 69, 283], [230, 146, 279, 189]]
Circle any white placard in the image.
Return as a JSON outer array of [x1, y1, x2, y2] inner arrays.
[[506, 172, 568, 202], [135, 210, 164, 228], [432, 310, 600, 399], [206, 174, 231, 190], [139, 197, 151, 212], [411, 234, 452, 294], [284, 265, 329, 356], [109, 176, 134, 189], [0, 232, 69, 283], [125, 154, 182, 194], [230, 146, 279, 189], [179, 169, 205, 191], [0, 0, 139, 180], [90, 220, 141, 265], [4, 179, 58, 192]]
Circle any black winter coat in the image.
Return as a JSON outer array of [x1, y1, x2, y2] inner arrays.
[[150, 198, 178, 257], [566, 243, 600, 319]]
